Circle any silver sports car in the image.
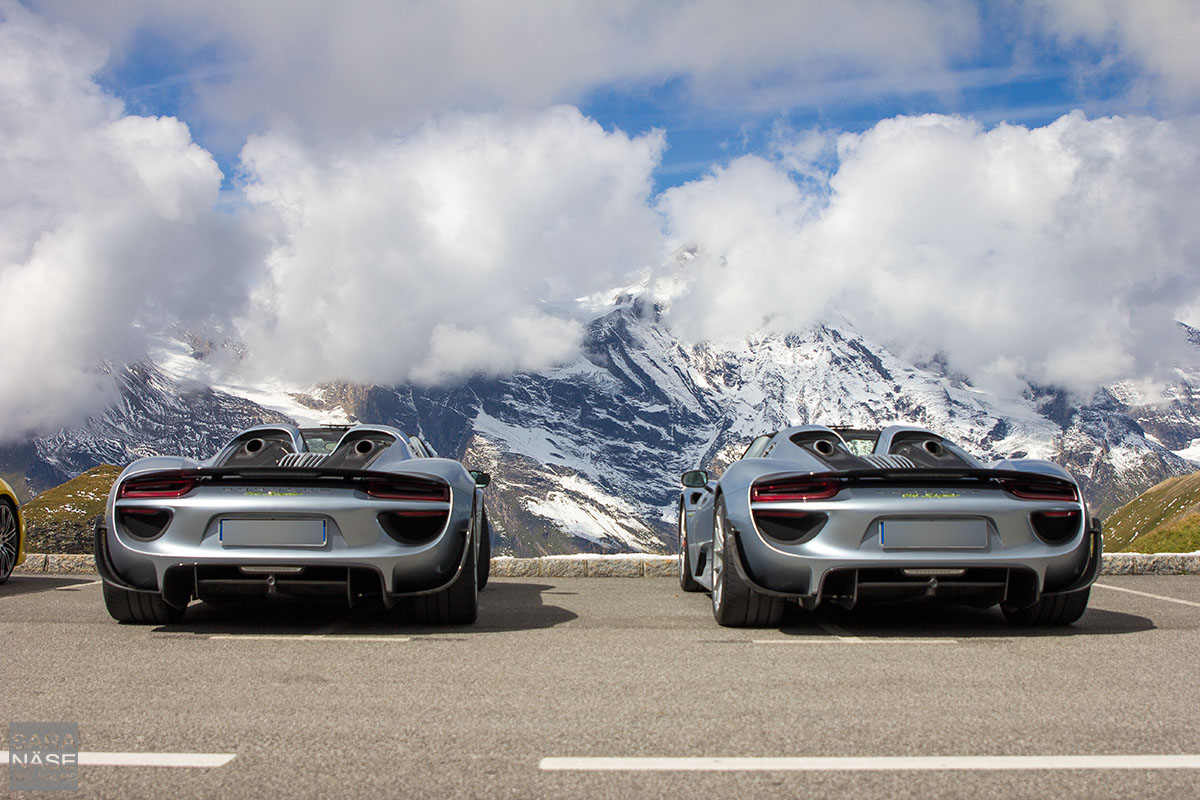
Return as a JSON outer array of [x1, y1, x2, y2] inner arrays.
[[95, 424, 492, 625], [677, 424, 1101, 627]]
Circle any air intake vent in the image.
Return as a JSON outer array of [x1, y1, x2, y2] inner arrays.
[[118, 508, 172, 540], [862, 454, 916, 469], [1030, 511, 1081, 544], [278, 453, 328, 468], [378, 511, 449, 545], [752, 510, 828, 544]]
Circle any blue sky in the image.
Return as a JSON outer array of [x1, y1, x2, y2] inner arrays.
[[73, 0, 1165, 193], [3, 1, 1200, 433]]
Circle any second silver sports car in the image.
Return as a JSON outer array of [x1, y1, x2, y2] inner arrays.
[[678, 424, 1101, 627], [96, 424, 492, 625]]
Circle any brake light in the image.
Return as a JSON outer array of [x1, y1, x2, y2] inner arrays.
[[751, 478, 841, 502], [364, 478, 449, 502], [119, 474, 197, 499], [1001, 479, 1078, 502]]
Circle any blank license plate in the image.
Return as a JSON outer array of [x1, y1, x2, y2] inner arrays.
[[879, 519, 988, 550], [219, 519, 327, 548]]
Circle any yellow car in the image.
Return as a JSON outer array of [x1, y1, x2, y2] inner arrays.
[[0, 477, 25, 583]]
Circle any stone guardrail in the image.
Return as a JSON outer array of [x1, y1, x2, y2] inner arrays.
[[13, 552, 1200, 576]]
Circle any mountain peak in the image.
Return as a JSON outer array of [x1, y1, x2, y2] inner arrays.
[[7, 302, 1199, 555]]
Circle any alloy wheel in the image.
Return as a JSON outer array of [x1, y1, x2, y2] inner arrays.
[[711, 503, 725, 612], [0, 503, 20, 581], [677, 507, 687, 577]]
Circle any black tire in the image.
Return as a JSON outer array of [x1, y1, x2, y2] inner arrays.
[[710, 497, 784, 627], [477, 507, 492, 591], [0, 499, 19, 584], [1001, 587, 1090, 625], [678, 503, 702, 592], [412, 532, 478, 624], [102, 581, 185, 624]]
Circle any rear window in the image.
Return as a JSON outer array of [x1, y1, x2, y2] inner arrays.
[[300, 429, 347, 454], [839, 431, 879, 457], [742, 434, 774, 459]]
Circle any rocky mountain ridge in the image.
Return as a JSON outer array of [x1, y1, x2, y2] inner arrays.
[[3, 297, 1197, 556]]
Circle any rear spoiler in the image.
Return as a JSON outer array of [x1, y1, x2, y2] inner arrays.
[[115, 466, 450, 490], [824, 467, 1075, 485], [126, 466, 423, 480], [755, 467, 1078, 492]]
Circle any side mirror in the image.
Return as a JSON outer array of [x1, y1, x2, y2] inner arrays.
[[680, 469, 709, 488], [469, 470, 491, 488]]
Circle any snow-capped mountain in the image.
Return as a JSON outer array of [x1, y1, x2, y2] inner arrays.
[[0, 360, 291, 491], [4, 295, 1197, 556]]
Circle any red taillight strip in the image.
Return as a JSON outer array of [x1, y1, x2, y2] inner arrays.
[[364, 479, 450, 502], [1001, 479, 1078, 502], [119, 474, 197, 499], [751, 478, 841, 503], [752, 509, 822, 518]]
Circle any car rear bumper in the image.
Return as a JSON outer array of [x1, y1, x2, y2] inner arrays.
[[728, 517, 1101, 611], [95, 517, 472, 609]]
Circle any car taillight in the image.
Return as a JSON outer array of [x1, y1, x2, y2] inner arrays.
[[364, 478, 450, 502], [1001, 479, 1078, 502], [119, 474, 197, 499], [751, 478, 841, 502]]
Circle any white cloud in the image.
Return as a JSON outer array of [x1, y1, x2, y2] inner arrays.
[[233, 107, 664, 386], [659, 111, 1200, 394], [4, 1, 1200, 442], [30, 0, 980, 141], [1033, 0, 1200, 105], [0, 3, 261, 436]]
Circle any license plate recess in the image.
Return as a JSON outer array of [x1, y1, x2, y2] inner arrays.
[[219, 518, 328, 548], [879, 518, 988, 550]]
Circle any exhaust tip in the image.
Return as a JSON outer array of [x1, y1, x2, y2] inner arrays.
[[923, 439, 944, 457], [243, 438, 265, 455], [814, 439, 836, 456], [354, 439, 375, 455]]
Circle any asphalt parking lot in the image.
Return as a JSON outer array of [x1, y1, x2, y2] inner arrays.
[[3, 574, 1199, 799]]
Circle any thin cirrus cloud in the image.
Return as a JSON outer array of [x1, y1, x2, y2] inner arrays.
[[1029, 0, 1200, 106], [30, 0, 981, 141], [2, 0, 1200, 440]]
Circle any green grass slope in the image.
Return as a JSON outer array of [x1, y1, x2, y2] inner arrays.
[[1103, 471, 1200, 553], [22, 465, 121, 554], [1120, 513, 1200, 554]]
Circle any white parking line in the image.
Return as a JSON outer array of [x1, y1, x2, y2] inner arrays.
[[752, 619, 958, 645], [54, 580, 102, 590], [1, 751, 235, 767], [1093, 583, 1200, 608], [753, 638, 957, 645], [208, 634, 410, 642], [539, 755, 1200, 772], [816, 620, 858, 639]]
